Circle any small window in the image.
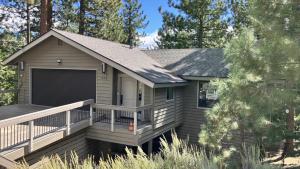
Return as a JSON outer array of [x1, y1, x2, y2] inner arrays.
[[198, 81, 218, 108], [166, 87, 174, 100]]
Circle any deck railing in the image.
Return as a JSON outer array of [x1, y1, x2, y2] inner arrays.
[[0, 99, 94, 153], [93, 104, 153, 135]]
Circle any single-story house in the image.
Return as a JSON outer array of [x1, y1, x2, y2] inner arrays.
[[0, 29, 229, 166]]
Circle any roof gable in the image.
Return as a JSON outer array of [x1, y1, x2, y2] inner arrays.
[[3, 29, 186, 88]]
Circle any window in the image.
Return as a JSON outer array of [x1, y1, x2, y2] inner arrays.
[[166, 87, 174, 100], [198, 81, 218, 108]]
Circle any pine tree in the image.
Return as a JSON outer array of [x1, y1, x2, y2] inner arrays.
[[199, 0, 300, 158], [40, 0, 52, 34], [94, 0, 125, 42], [53, 0, 125, 42], [0, 0, 40, 37], [52, 0, 78, 32], [122, 0, 148, 47], [78, 0, 86, 34], [157, 0, 230, 49]]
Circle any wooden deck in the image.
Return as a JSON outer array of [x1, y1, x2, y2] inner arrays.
[[0, 104, 50, 121], [0, 100, 94, 168], [0, 102, 158, 168]]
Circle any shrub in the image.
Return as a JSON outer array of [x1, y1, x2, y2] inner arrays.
[[17, 133, 280, 169]]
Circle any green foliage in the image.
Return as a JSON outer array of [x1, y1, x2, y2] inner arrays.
[[200, 0, 300, 153], [53, 0, 126, 42], [17, 134, 280, 169], [122, 0, 148, 46], [0, 33, 24, 106], [53, 0, 78, 32], [93, 0, 125, 42], [157, 0, 249, 49]]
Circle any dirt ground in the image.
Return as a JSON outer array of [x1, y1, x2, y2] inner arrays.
[[265, 150, 300, 169]]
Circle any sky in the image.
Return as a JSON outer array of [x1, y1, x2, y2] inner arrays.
[[140, 0, 175, 34], [139, 0, 178, 48]]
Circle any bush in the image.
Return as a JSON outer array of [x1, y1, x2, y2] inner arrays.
[[17, 134, 280, 169]]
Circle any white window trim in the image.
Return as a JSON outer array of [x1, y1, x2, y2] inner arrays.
[[166, 87, 174, 102], [197, 81, 212, 109]]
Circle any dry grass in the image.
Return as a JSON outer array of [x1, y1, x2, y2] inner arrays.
[[17, 133, 281, 169]]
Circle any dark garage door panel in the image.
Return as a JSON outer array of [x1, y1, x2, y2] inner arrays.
[[32, 69, 96, 107]]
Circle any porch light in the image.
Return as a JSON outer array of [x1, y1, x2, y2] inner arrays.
[[57, 59, 62, 64], [102, 63, 106, 73], [19, 61, 25, 71]]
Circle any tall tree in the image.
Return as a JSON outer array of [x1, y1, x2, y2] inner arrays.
[[199, 0, 300, 159], [0, 0, 40, 37], [122, 0, 148, 47], [78, 0, 86, 34], [53, 0, 125, 42], [93, 0, 125, 42], [40, 0, 52, 34], [157, 0, 230, 49], [52, 0, 77, 32]]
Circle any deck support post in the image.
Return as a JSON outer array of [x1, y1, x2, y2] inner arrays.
[[148, 139, 153, 155], [111, 109, 115, 132], [134, 111, 137, 135], [89, 105, 93, 126], [28, 120, 34, 153], [66, 110, 71, 135]]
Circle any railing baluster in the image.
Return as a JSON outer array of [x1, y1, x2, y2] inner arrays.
[[111, 109, 115, 132], [90, 104, 93, 126], [66, 110, 71, 136], [134, 111, 137, 135], [28, 120, 34, 153]]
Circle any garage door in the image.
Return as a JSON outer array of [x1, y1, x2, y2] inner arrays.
[[32, 69, 96, 106]]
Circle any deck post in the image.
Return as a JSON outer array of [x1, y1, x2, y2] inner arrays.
[[111, 109, 115, 132], [66, 110, 71, 135], [134, 111, 137, 135], [89, 104, 93, 126], [148, 139, 153, 155], [28, 120, 34, 152]]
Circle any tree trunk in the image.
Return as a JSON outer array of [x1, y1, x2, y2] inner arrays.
[[197, 18, 203, 48], [26, 3, 30, 44], [285, 107, 295, 153], [79, 0, 86, 35], [40, 0, 52, 34]]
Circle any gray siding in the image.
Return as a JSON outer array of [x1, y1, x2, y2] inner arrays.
[[177, 81, 207, 145], [19, 130, 89, 165], [175, 87, 184, 125], [153, 88, 175, 129], [16, 36, 113, 105], [144, 85, 152, 105], [153, 87, 184, 129]]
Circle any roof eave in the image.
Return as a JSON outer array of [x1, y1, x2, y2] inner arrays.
[[153, 81, 187, 88], [181, 75, 228, 81]]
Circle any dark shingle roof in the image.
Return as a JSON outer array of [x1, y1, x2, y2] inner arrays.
[[143, 48, 229, 78]]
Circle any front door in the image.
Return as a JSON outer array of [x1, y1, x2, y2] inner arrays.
[[118, 75, 137, 107]]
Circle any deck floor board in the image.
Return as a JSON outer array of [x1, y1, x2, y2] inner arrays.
[[0, 104, 50, 120]]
